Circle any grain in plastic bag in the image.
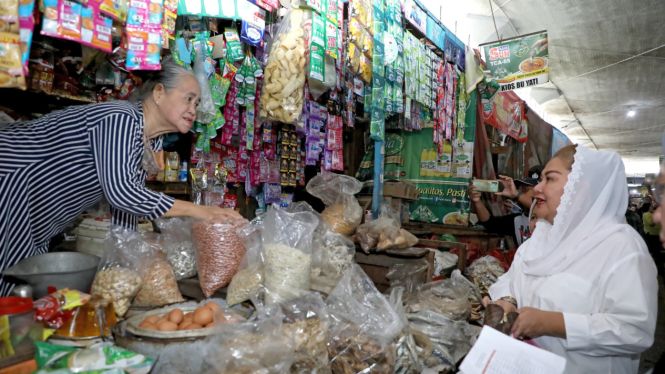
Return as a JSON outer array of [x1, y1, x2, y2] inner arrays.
[[326, 265, 401, 374], [306, 173, 363, 236], [91, 227, 158, 317], [320, 232, 355, 279], [226, 217, 266, 305], [259, 4, 307, 124], [192, 217, 250, 297], [155, 217, 197, 280], [262, 209, 318, 303], [132, 255, 184, 308], [286, 201, 329, 275], [204, 305, 295, 374]]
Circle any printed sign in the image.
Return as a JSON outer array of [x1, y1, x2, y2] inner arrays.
[[404, 0, 427, 35], [482, 31, 549, 92], [426, 17, 445, 51]]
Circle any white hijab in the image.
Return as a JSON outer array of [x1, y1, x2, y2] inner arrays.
[[521, 145, 645, 276]]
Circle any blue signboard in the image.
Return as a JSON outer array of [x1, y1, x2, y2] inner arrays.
[[426, 16, 445, 51]]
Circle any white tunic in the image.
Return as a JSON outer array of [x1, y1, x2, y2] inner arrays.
[[490, 231, 658, 374]]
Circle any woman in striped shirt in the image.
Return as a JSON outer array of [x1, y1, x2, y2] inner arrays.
[[0, 60, 239, 296]]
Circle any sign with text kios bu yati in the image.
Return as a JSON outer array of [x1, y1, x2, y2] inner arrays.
[[481, 31, 548, 92]]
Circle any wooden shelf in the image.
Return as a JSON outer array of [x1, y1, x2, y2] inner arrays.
[[146, 181, 191, 196]]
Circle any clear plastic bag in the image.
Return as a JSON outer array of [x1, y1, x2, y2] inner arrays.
[[91, 227, 158, 317], [286, 201, 329, 275], [389, 287, 422, 374], [203, 306, 295, 374], [320, 232, 356, 278], [309, 54, 337, 100], [467, 256, 506, 294], [259, 4, 307, 124], [194, 42, 217, 124], [133, 258, 184, 307], [155, 217, 197, 280], [407, 310, 474, 367], [326, 265, 402, 374], [409, 279, 471, 321], [385, 259, 429, 295], [251, 288, 331, 374], [356, 208, 418, 253], [451, 269, 482, 304], [227, 218, 266, 306], [262, 209, 318, 303], [192, 217, 250, 297], [306, 173, 363, 236]]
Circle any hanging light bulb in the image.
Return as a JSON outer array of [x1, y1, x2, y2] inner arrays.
[[628, 110, 636, 117]]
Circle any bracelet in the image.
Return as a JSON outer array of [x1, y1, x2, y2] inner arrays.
[[499, 296, 518, 308], [512, 190, 523, 201]]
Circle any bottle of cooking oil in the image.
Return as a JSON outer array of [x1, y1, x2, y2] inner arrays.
[[452, 141, 474, 178], [439, 141, 453, 178], [420, 148, 428, 177], [426, 148, 437, 177]]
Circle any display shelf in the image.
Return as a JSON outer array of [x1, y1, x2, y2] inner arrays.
[[145, 181, 191, 196]]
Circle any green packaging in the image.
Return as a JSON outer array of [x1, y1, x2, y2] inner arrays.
[[325, 20, 338, 59], [224, 28, 244, 62], [309, 43, 325, 82], [207, 122, 217, 139], [326, 0, 338, 24], [312, 11, 325, 48]]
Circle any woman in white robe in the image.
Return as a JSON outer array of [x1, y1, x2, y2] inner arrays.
[[486, 144, 658, 374]]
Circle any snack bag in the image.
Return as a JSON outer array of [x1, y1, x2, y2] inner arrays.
[[258, 4, 307, 124], [34, 342, 154, 373], [0, 0, 19, 34], [0, 32, 25, 89], [18, 0, 35, 72], [98, 0, 128, 21], [162, 0, 177, 39], [125, 26, 162, 70]]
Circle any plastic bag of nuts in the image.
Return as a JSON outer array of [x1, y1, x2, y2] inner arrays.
[[192, 217, 250, 297], [91, 227, 159, 317]]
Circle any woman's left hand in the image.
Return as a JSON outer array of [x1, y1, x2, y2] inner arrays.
[[512, 307, 566, 340]]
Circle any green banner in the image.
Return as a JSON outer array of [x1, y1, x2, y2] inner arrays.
[[482, 31, 548, 92], [357, 91, 478, 226]]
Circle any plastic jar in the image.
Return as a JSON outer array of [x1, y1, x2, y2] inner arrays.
[[0, 297, 39, 353]]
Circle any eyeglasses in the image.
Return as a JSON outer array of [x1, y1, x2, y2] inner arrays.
[[643, 177, 665, 205]]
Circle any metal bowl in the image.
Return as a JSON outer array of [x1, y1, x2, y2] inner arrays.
[[3, 252, 100, 298]]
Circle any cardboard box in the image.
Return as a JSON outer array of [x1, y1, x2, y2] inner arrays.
[[383, 179, 420, 201]]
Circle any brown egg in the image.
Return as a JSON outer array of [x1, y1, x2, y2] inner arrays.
[[178, 322, 191, 331], [183, 313, 194, 322], [193, 307, 214, 326], [157, 321, 178, 331], [156, 319, 170, 326], [168, 309, 184, 324], [205, 302, 221, 314], [139, 321, 156, 329], [184, 323, 202, 330], [205, 322, 215, 328], [145, 315, 160, 325]]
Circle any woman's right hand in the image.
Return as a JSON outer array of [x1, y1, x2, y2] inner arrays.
[[194, 205, 242, 220]]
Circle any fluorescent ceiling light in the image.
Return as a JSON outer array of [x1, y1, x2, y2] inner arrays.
[[628, 110, 636, 117]]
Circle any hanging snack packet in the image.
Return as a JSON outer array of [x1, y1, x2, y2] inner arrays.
[[325, 20, 337, 59], [224, 27, 244, 62], [0, 32, 25, 89], [309, 43, 325, 82], [1, 0, 19, 34], [311, 11, 325, 47], [162, 0, 177, 39], [18, 0, 35, 73], [99, 0, 128, 21], [125, 26, 162, 70]]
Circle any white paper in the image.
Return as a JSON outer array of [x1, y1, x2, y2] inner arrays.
[[203, 0, 220, 16], [221, 0, 237, 18], [460, 326, 566, 374]]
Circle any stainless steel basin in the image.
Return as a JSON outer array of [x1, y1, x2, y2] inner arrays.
[[3, 252, 100, 298]]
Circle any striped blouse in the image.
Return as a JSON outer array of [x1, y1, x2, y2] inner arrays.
[[0, 101, 175, 296]]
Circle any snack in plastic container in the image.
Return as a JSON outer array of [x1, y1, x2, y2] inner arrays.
[[192, 217, 249, 297], [259, 4, 307, 124], [307, 173, 363, 236], [91, 227, 159, 317], [133, 258, 184, 307]]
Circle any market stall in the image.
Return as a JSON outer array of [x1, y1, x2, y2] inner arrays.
[[0, 0, 557, 373]]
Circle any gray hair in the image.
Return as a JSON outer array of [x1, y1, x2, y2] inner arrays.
[[128, 58, 195, 103]]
